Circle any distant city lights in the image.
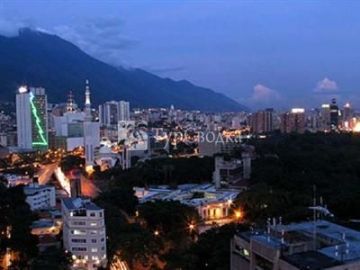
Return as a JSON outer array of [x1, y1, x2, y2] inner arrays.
[[354, 122, 360, 133], [291, 108, 305, 114]]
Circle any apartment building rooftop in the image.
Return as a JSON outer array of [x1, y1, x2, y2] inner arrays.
[[135, 183, 240, 207], [23, 183, 54, 196], [62, 197, 101, 211], [235, 220, 360, 269]]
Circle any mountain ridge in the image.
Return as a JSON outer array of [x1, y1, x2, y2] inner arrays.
[[0, 28, 248, 112]]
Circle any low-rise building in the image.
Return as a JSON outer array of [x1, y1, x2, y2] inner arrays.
[[2, 173, 32, 187], [212, 154, 251, 188], [62, 197, 107, 270], [231, 220, 360, 270], [135, 183, 240, 223], [31, 219, 60, 236], [24, 183, 56, 211]]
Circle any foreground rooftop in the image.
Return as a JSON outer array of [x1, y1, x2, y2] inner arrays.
[[62, 197, 101, 211], [238, 220, 360, 269]]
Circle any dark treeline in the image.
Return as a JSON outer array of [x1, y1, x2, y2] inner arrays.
[[236, 133, 360, 223], [94, 156, 214, 188]]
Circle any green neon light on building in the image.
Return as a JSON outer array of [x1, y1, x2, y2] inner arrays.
[[29, 92, 48, 146]]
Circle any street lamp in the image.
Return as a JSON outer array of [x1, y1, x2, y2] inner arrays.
[[234, 209, 243, 222]]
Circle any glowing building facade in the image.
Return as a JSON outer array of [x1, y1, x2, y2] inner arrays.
[[16, 86, 48, 150]]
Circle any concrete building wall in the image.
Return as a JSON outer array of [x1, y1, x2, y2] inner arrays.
[[25, 185, 56, 211], [16, 92, 32, 149]]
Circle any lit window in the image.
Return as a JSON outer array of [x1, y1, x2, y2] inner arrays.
[[72, 229, 86, 235]]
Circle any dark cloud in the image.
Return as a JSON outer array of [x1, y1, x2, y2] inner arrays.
[[0, 17, 35, 36], [0, 15, 138, 67], [52, 17, 139, 65]]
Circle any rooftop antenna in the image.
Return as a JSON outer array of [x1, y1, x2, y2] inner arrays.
[[309, 185, 335, 250]]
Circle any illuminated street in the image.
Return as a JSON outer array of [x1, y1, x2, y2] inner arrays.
[[38, 162, 58, 185], [38, 162, 99, 198]]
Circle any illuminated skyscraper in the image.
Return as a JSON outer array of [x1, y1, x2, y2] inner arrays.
[[280, 108, 305, 134], [16, 86, 48, 150], [343, 102, 353, 124], [330, 98, 339, 130]]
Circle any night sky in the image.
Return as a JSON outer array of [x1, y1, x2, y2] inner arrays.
[[1, 0, 360, 109]]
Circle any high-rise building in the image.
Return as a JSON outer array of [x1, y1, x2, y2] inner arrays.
[[330, 98, 339, 130], [249, 108, 274, 134], [119, 100, 130, 121], [343, 102, 353, 121], [82, 81, 100, 166], [62, 197, 107, 270], [280, 108, 305, 134], [16, 86, 48, 150], [320, 104, 331, 131], [84, 121, 100, 166], [306, 108, 321, 132], [99, 100, 130, 127], [99, 101, 119, 127]]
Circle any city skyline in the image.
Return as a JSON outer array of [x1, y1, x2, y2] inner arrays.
[[2, 2, 360, 270]]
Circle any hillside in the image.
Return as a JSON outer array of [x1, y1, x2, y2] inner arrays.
[[0, 28, 247, 112]]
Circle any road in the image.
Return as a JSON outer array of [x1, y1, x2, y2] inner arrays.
[[38, 162, 99, 198], [81, 175, 100, 198], [110, 256, 129, 270], [38, 163, 58, 185]]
